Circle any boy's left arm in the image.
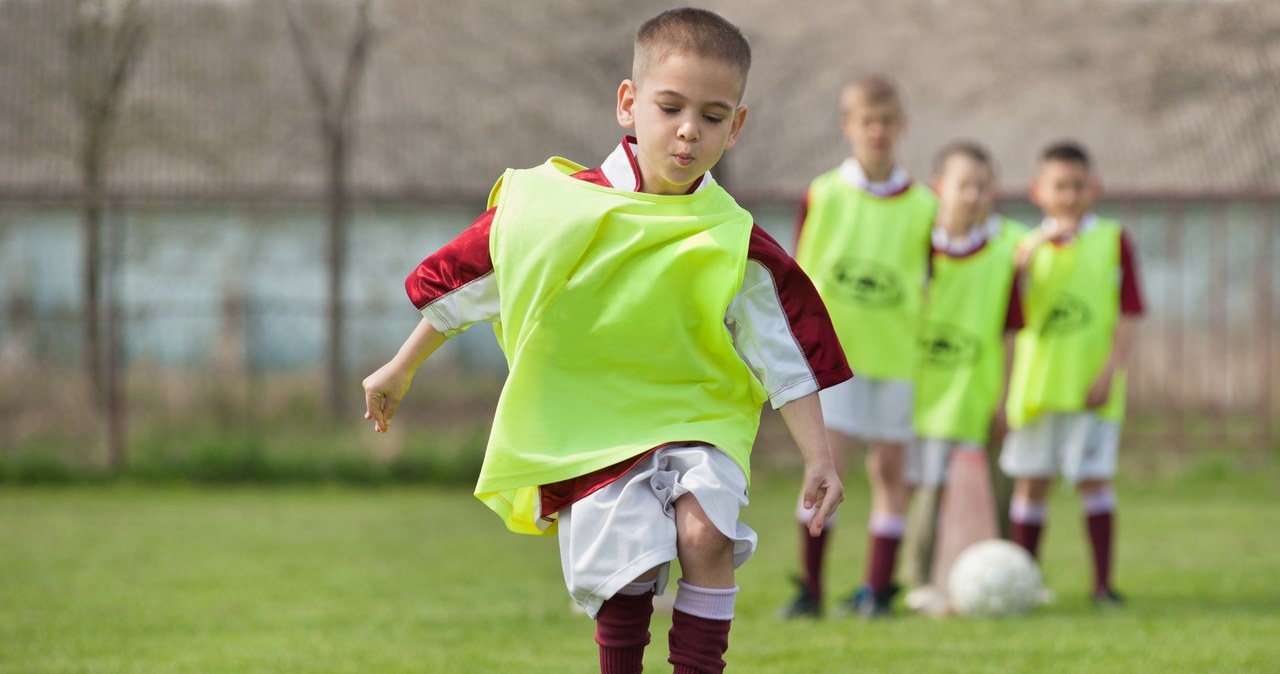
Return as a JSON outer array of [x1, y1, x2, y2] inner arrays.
[[1086, 317, 1136, 408], [1086, 230, 1145, 408], [779, 393, 843, 537]]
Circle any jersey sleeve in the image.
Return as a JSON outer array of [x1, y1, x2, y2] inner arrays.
[[726, 224, 853, 409], [404, 208, 500, 337], [1119, 229, 1145, 316], [1004, 275, 1025, 332]]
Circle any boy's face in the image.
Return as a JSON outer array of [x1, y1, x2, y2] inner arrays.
[[842, 100, 905, 166], [1031, 159, 1097, 221], [617, 52, 747, 195], [933, 155, 995, 228]]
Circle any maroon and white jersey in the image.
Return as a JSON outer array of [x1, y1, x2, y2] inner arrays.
[[1039, 214, 1146, 316], [405, 137, 853, 410]]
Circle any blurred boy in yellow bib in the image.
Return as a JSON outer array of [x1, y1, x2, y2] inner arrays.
[[1001, 141, 1145, 606]]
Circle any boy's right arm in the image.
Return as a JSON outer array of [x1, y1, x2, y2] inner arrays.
[[779, 393, 844, 537], [362, 316, 446, 433]]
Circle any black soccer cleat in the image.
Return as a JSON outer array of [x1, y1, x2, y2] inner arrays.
[[839, 583, 900, 619], [1092, 587, 1126, 607], [778, 578, 822, 619]]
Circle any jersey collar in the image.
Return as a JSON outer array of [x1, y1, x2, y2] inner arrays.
[[839, 157, 912, 197], [600, 136, 713, 194], [1039, 212, 1098, 243], [933, 213, 1002, 256]]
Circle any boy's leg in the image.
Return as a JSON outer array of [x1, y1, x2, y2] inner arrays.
[[860, 439, 909, 609], [1066, 414, 1122, 602], [1009, 477, 1052, 559], [1078, 478, 1117, 597], [789, 428, 853, 613], [669, 493, 736, 674], [596, 570, 659, 674]]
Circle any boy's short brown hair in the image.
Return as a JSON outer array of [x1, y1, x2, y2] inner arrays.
[[933, 141, 993, 178], [633, 8, 752, 92], [841, 75, 902, 115], [1041, 141, 1091, 169]]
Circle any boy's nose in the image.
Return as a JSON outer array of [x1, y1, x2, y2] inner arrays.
[[677, 120, 699, 141]]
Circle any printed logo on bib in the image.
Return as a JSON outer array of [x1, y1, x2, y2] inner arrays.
[[1042, 293, 1091, 335], [831, 258, 903, 307], [917, 322, 981, 368]]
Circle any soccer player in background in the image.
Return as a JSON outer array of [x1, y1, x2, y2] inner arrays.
[[362, 9, 849, 672], [905, 142, 1026, 615], [782, 76, 936, 619], [1001, 141, 1145, 605]]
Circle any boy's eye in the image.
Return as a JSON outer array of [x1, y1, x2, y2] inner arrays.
[[703, 114, 724, 124], [659, 105, 680, 115]]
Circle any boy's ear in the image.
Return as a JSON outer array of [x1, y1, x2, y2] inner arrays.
[[723, 105, 748, 150], [1027, 179, 1041, 206], [1088, 176, 1104, 199], [616, 80, 637, 129]]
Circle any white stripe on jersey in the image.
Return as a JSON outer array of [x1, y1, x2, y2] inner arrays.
[[725, 259, 820, 409]]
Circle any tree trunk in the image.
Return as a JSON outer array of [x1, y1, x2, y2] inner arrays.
[[326, 133, 347, 419], [104, 200, 126, 471], [82, 132, 103, 407]]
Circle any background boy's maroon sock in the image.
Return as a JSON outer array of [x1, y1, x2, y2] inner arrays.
[[866, 535, 902, 591], [1010, 521, 1044, 559], [595, 590, 655, 674], [1086, 512, 1114, 591], [865, 512, 905, 591], [1083, 487, 1117, 591], [799, 522, 830, 598], [1009, 495, 1047, 560]]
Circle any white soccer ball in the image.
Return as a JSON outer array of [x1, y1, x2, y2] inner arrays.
[[947, 539, 1044, 617]]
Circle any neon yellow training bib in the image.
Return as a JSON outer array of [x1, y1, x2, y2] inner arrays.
[[795, 168, 935, 380], [915, 219, 1026, 443], [476, 158, 768, 535], [1006, 219, 1126, 428]]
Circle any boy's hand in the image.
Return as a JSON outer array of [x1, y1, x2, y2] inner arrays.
[[990, 404, 1009, 442], [362, 363, 414, 433], [1085, 368, 1114, 409], [801, 460, 844, 538]]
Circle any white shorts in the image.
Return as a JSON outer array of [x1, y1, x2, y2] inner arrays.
[[818, 376, 914, 443], [1000, 412, 1120, 483], [557, 444, 757, 618], [907, 438, 983, 488]]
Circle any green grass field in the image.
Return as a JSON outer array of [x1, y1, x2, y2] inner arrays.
[[2, 468, 1277, 673]]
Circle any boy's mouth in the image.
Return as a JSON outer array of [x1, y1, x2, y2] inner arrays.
[[673, 153, 694, 167]]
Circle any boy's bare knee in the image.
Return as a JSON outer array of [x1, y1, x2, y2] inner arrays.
[[674, 496, 733, 563]]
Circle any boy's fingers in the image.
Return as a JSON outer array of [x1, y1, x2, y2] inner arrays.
[[364, 390, 387, 431], [808, 491, 832, 537]]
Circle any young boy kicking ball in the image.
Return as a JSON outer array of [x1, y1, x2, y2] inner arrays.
[[362, 9, 849, 672]]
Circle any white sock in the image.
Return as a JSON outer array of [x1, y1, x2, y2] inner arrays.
[[1010, 495, 1047, 524], [869, 512, 906, 539], [672, 579, 737, 621]]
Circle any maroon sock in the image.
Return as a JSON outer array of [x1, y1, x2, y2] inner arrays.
[[865, 535, 902, 592], [595, 591, 654, 674], [800, 523, 830, 598], [668, 609, 731, 674], [1011, 521, 1044, 560], [1086, 512, 1114, 592]]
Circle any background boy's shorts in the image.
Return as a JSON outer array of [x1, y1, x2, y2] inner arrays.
[[818, 376, 914, 443], [556, 444, 756, 619], [999, 412, 1120, 483], [907, 438, 983, 487]]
